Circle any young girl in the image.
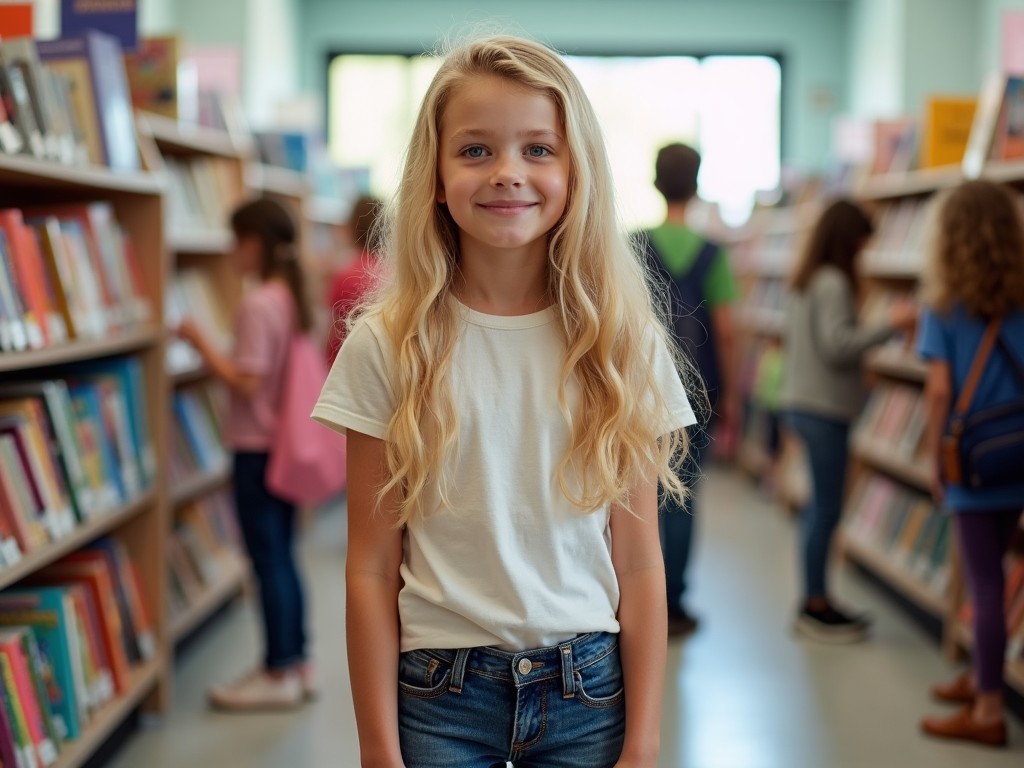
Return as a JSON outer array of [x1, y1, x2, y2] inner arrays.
[[177, 197, 315, 710], [918, 180, 1024, 748], [312, 35, 695, 766], [780, 200, 917, 642]]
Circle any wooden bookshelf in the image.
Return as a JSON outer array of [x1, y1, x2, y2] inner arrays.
[[170, 555, 247, 643], [842, 533, 948, 617], [851, 436, 932, 493], [50, 659, 161, 768], [142, 116, 253, 654], [865, 346, 929, 383], [0, 152, 171, 760]]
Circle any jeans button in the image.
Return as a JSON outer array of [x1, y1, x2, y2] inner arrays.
[[517, 658, 532, 675]]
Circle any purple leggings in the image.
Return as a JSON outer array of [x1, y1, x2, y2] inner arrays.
[[955, 509, 1022, 693]]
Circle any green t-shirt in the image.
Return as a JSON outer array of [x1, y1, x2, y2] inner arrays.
[[648, 224, 739, 307]]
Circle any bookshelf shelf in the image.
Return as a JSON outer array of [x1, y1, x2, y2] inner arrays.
[[865, 347, 929, 383], [168, 228, 233, 255], [171, 465, 232, 509], [0, 327, 162, 373], [51, 659, 161, 768], [980, 158, 1024, 185], [170, 363, 213, 387], [852, 436, 932, 493], [0, 154, 165, 196], [856, 165, 963, 201], [0, 491, 155, 591], [842, 533, 948, 616], [247, 163, 309, 199], [170, 556, 247, 643], [137, 112, 252, 159]]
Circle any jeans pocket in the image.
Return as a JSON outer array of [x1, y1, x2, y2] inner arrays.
[[574, 648, 624, 709], [398, 651, 452, 700]]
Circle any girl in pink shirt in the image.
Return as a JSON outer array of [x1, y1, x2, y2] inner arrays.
[[176, 197, 315, 710]]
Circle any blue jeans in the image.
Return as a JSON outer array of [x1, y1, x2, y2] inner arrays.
[[782, 411, 850, 600], [660, 427, 709, 613], [398, 632, 625, 767], [233, 452, 308, 670]]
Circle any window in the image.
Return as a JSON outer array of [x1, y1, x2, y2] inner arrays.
[[328, 52, 780, 227]]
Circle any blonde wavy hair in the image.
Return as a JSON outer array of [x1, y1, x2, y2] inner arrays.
[[355, 35, 692, 525], [922, 180, 1024, 318]]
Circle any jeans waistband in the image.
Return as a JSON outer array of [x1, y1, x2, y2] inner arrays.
[[411, 631, 618, 697]]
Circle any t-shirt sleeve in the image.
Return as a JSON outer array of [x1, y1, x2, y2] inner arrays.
[[311, 319, 395, 438], [917, 307, 951, 363], [650, 331, 698, 433], [703, 246, 740, 306], [233, 296, 275, 374]]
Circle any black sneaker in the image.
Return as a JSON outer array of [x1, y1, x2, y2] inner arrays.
[[794, 603, 870, 644], [668, 607, 699, 637]]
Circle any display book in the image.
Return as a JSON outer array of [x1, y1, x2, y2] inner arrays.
[[134, 111, 252, 644], [843, 156, 1024, 698], [0, 148, 168, 768], [732, 201, 816, 513]]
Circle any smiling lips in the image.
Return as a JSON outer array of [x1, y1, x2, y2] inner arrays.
[[478, 200, 537, 215]]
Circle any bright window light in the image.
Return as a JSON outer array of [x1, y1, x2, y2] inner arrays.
[[328, 53, 780, 228]]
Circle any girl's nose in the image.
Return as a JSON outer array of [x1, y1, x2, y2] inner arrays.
[[491, 156, 524, 188]]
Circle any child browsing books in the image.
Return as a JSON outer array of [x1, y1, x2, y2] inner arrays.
[[780, 200, 917, 643], [312, 35, 696, 767], [918, 180, 1024, 748], [175, 198, 315, 710]]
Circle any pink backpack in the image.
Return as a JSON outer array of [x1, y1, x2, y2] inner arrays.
[[266, 331, 347, 505]]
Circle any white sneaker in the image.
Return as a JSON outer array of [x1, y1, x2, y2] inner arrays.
[[208, 668, 304, 711]]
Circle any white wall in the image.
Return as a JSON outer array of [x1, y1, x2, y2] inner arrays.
[[847, 0, 905, 116], [979, 0, 1024, 75]]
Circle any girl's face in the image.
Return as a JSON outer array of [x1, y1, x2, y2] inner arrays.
[[436, 74, 571, 264], [230, 233, 262, 275]]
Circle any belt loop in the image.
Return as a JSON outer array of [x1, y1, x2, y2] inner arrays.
[[449, 648, 470, 694], [559, 642, 575, 699]]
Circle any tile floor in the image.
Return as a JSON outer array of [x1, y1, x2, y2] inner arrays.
[[108, 467, 1023, 767]]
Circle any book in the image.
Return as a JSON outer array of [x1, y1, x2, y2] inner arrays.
[[0, 209, 50, 349], [30, 557, 130, 695], [918, 96, 977, 169], [963, 72, 1009, 178], [0, 628, 57, 767], [0, 415, 59, 547], [0, 588, 83, 739], [0, 645, 39, 768], [123, 36, 180, 119], [992, 76, 1024, 161], [0, 430, 47, 554], [35, 31, 138, 171], [0, 43, 44, 158]]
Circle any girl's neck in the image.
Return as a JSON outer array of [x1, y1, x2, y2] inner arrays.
[[455, 247, 550, 316]]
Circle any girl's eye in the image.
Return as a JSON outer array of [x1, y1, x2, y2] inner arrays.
[[464, 146, 486, 158], [527, 146, 550, 158]]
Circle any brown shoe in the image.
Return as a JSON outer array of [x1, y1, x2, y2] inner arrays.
[[931, 672, 975, 705], [920, 706, 1007, 747]]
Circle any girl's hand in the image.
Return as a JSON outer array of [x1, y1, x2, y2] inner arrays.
[[174, 319, 203, 347]]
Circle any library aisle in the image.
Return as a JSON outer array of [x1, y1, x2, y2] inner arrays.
[[108, 468, 1023, 768]]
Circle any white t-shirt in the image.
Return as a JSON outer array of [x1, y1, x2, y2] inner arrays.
[[312, 301, 695, 651]]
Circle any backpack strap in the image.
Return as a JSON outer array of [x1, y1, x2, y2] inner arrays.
[[952, 318, 1003, 425], [996, 332, 1024, 389]]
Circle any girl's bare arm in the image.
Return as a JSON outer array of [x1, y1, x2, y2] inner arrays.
[[610, 477, 666, 767], [346, 429, 406, 768]]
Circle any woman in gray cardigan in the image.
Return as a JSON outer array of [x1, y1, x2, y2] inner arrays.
[[780, 200, 917, 643]]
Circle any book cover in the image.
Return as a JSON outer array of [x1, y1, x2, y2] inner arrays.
[[0, 588, 81, 739], [28, 218, 78, 341], [31, 558, 131, 695], [0, 37, 60, 162], [18, 631, 63, 754], [72, 357, 153, 488], [993, 76, 1024, 161], [64, 584, 112, 709], [0, 44, 44, 158], [0, 648, 39, 768], [919, 96, 977, 169], [963, 72, 1008, 178], [0, 419, 50, 550], [0, 667, 21, 768], [0, 629, 56, 767], [123, 35, 179, 118], [0, 228, 30, 351], [0, 209, 49, 349], [67, 382, 125, 508], [35, 31, 138, 171], [63, 546, 141, 665]]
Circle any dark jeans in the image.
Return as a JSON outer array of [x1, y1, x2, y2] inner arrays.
[[660, 427, 710, 614], [955, 510, 1021, 693], [782, 411, 850, 601], [233, 451, 308, 670]]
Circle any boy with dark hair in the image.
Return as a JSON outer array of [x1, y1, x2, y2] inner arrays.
[[643, 142, 739, 636]]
